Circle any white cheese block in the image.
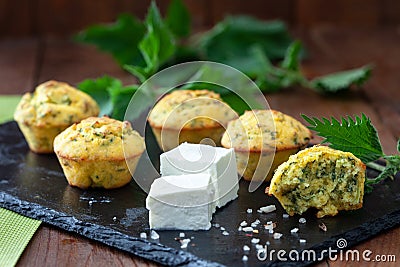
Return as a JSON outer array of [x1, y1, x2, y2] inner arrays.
[[146, 173, 213, 230], [160, 143, 239, 212]]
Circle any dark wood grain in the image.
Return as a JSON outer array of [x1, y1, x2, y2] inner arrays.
[[0, 27, 399, 266]]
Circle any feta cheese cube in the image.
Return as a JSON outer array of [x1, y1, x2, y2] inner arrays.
[[146, 173, 213, 230], [160, 143, 239, 211]]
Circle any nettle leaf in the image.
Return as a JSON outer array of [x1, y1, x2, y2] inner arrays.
[[197, 16, 293, 72], [165, 0, 191, 37], [310, 65, 372, 93], [302, 113, 384, 163], [108, 84, 138, 121], [75, 14, 146, 66], [125, 1, 176, 82], [77, 76, 138, 120], [397, 138, 400, 153], [280, 40, 302, 71], [77, 76, 121, 116]]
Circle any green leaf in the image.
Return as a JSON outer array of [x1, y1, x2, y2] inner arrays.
[[77, 76, 121, 116], [145, 1, 176, 65], [196, 16, 294, 76], [397, 138, 400, 152], [165, 0, 191, 37], [108, 84, 138, 121], [301, 113, 384, 163], [365, 155, 400, 192], [75, 14, 146, 66], [280, 40, 302, 71], [125, 1, 176, 82], [77, 76, 138, 120], [309, 65, 372, 93]]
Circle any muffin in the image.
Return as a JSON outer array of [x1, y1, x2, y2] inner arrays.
[[221, 110, 312, 182], [54, 116, 145, 189], [268, 145, 366, 218], [148, 90, 238, 151], [14, 80, 99, 153]]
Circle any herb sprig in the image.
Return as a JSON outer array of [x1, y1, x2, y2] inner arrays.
[[75, 0, 372, 99], [302, 114, 400, 193]]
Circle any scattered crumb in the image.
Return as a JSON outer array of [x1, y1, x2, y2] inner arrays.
[[319, 222, 327, 232], [253, 229, 259, 234]]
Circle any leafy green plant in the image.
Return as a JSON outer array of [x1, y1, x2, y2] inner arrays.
[[302, 114, 400, 193], [78, 76, 138, 121]]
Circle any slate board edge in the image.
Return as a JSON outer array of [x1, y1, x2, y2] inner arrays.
[[0, 192, 223, 267], [2, 190, 400, 267]]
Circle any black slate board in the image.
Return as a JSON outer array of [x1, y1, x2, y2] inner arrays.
[[1, 121, 400, 266]]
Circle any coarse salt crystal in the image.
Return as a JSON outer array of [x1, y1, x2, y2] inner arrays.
[[150, 230, 159, 240], [222, 231, 229, 236], [180, 238, 191, 249], [273, 233, 283, 239], [243, 245, 250, 252], [238, 226, 243, 231], [282, 214, 289, 219], [251, 222, 258, 228], [242, 227, 254, 232], [299, 239, 307, 244], [255, 244, 264, 250], [220, 227, 225, 231], [247, 208, 253, 214], [290, 228, 299, 234], [179, 232, 185, 238], [112, 216, 117, 221], [213, 223, 220, 228], [240, 221, 248, 227], [257, 209, 263, 213], [266, 241, 270, 246], [140, 232, 147, 239], [251, 238, 260, 244], [259, 205, 276, 213], [242, 255, 248, 262], [299, 218, 306, 224], [269, 228, 274, 234]]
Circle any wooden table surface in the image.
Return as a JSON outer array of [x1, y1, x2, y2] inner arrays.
[[1, 26, 399, 266]]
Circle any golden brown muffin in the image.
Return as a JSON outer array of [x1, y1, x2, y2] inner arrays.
[[14, 80, 99, 153], [54, 116, 145, 189], [221, 110, 311, 182], [148, 89, 238, 151], [268, 145, 365, 218]]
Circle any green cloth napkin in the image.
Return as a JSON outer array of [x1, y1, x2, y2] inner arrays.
[[0, 95, 21, 124], [0, 95, 42, 266], [0, 208, 41, 266]]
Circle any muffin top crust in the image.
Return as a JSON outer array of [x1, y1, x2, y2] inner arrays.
[[221, 109, 312, 152], [148, 90, 238, 130], [14, 80, 99, 127], [54, 116, 145, 161]]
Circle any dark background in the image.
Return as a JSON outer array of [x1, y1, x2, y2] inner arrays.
[[1, 0, 399, 38]]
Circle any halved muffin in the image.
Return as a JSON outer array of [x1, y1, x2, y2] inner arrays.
[[148, 90, 238, 151], [54, 116, 145, 189], [14, 80, 99, 153], [221, 110, 311, 182], [268, 145, 365, 218]]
